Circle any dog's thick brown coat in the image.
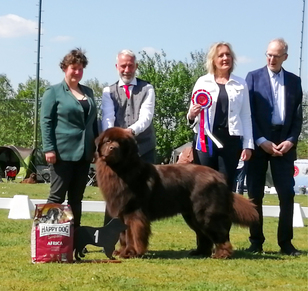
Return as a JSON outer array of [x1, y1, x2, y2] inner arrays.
[[96, 127, 258, 259]]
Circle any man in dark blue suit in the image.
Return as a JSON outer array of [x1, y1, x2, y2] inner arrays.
[[245, 38, 303, 256]]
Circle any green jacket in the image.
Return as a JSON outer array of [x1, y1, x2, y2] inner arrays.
[[40, 80, 98, 162]]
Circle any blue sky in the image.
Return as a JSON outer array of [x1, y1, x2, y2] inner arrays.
[[1, 0, 307, 92]]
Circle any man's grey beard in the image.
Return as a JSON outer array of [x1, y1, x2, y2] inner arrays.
[[119, 72, 135, 84]]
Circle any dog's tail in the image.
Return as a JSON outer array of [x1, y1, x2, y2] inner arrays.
[[231, 193, 258, 227]]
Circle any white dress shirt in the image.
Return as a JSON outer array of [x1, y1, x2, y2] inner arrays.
[[256, 68, 285, 146], [268, 67, 285, 125]]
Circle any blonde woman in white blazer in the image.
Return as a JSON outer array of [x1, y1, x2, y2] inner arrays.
[[186, 42, 254, 257], [187, 42, 254, 191]]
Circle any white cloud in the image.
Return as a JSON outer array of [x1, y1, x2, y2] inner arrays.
[[0, 14, 37, 38], [50, 36, 73, 42], [237, 56, 253, 64], [140, 47, 161, 56]]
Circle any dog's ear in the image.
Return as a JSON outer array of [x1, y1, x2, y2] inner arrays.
[[95, 134, 105, 155], [123, 135, 139, 157]]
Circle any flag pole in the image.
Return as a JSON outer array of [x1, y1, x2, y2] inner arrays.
[[299, 0, 306, 77], [33, 0, 42, 149]]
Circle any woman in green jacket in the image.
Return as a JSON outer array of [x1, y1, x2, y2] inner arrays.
[[40, 48, 98, 228]]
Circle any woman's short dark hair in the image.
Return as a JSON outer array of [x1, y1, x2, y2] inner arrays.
[[60, 48, 88, 70]]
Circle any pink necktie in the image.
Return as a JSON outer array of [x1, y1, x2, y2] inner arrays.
[[123, 85, 131, 99]]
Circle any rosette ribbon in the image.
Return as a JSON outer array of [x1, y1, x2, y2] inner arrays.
[[192, 89, 223, 154]]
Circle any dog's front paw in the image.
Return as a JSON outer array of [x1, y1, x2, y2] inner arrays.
[[212, 242, 233, 259], [118, 247, 142, 259]]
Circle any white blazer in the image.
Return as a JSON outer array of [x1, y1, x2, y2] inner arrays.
[[188, 73, 254, 150]]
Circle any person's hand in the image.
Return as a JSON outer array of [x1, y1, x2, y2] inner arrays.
[[240, 148, 252, 161], [124, 128, 134, 135], [45, 151, 56, 164], [260, 141, 283, 156], [276, 140, 294, 154], [188, 104, 202, 120]]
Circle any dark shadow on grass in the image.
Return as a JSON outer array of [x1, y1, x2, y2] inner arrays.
[[145, 250, 196, 259], [143, 249, 284, 260], [232, 249, 308, 260], [232, 249, 282, 260], [77, 248, 307, 261], [145, 249, 299, 260]]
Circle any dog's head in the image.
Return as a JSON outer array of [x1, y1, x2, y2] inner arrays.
[[95, 127, 139, 166], [46, 207, 63, 223]]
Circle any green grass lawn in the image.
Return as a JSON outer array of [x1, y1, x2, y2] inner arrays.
[[0, 182, 307, 290], [1, 181, 308, 207], [0, 181, 102, 201]]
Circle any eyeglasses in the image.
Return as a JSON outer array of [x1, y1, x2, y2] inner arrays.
[[265, 53, 286, 59]]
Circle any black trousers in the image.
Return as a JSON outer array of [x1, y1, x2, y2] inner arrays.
[[193, 128, 242, 191], [246, 129, 296, 248], [103, 148, 156, 225], [48, 159, 90, 228]]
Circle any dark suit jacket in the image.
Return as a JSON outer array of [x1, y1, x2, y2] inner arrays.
[[246, 66, 302, 153], [40, 80, 98, 162]]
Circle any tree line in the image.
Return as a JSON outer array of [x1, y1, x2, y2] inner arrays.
[[0, 51, 307, 162]]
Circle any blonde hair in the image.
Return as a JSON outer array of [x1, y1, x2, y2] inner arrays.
[[205, 42, 236, 75]]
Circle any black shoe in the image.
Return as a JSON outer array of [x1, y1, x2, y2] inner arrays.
[[280, 246, 301, 256], [245, 244, 263, 254]]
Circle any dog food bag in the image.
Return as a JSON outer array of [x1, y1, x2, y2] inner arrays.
[[31, 203, 74, 263]]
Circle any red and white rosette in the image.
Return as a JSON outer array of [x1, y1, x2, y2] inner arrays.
[[192, 89, 223, 153], [192, 89, 212, 109]]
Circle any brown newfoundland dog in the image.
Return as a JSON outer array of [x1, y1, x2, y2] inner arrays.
[[95, 127, 258, 259]]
